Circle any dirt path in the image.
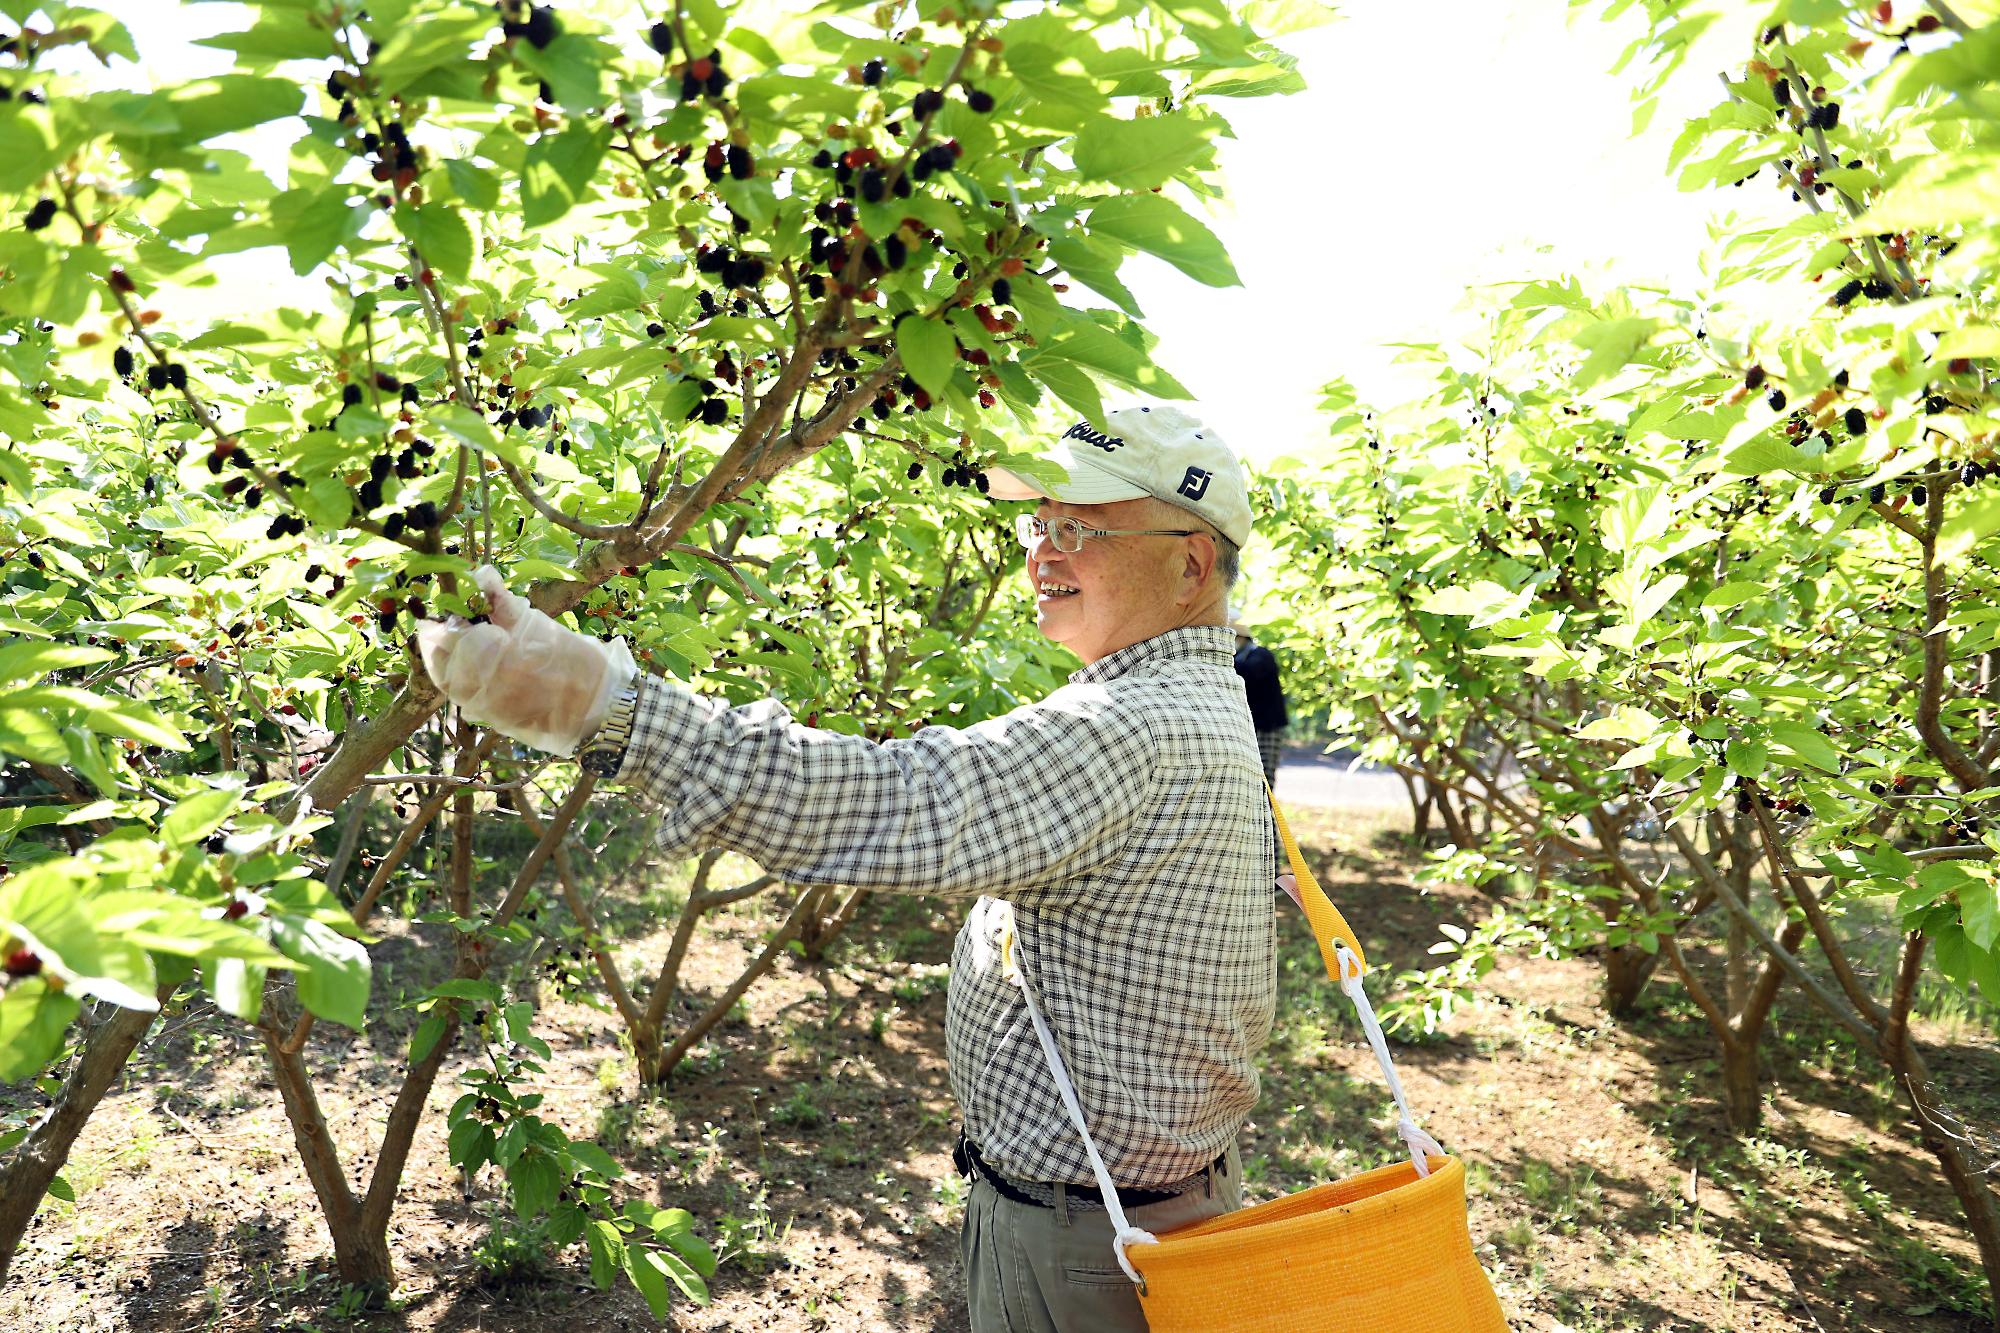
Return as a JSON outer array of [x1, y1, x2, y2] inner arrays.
[[1, 804, 1993, 1332], [1272, 742, 1406, 809]]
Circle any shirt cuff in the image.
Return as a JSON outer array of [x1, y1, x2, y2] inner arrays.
[[607, 671, 719, 787]]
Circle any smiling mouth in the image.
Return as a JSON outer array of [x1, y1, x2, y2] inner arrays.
[[1038, 581, 1078, 598]]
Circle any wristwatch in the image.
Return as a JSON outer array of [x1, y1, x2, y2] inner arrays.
[[578, 674, 645, 778]]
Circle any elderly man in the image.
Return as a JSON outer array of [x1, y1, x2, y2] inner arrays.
[[420, 403, 1276, 1333]]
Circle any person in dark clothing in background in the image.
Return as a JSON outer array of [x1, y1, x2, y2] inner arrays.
[[1232, 624, 1288, 786]]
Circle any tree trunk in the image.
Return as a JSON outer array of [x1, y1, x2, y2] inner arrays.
[[1891, 1047, 2000, 1330], [654, 888, 819, 1081], [1719, 1036, 1762, 1133], [1602, 945, 1661, 1016], [255, 988, 386, 1290], [0, 993, 167, 1283], [1395, 767, 1432, 843]]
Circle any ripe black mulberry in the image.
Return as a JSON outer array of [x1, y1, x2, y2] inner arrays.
[[523, 5, 559, 49]]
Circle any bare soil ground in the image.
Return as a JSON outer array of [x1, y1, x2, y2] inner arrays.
[[1, 804, 1994, 1332]]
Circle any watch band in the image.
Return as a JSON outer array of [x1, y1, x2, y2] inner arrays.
[[579, 674, 644, 778]]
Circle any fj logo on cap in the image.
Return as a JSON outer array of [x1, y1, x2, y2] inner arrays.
[[1177, 466, 1212, 501], [1063, 422, 1126, 453]]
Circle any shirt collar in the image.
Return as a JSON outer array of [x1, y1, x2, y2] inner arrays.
[[1068, 625, 1238, 686]]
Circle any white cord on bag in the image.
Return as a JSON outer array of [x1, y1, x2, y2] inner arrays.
[[1011, 938, 1443, 1294], [1336, 944, 1444, 1176], [1013, 965, 1160, 1289]]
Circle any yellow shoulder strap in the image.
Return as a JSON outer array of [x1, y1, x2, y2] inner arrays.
[[1268, 786, 1367, 981]]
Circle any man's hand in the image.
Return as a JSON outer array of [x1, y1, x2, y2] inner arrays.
[[416, 566, 635, 756]]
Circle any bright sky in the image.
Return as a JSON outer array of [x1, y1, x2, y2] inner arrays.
[[80, 0, 1758, 469], [1125, 1, 1758, 466]]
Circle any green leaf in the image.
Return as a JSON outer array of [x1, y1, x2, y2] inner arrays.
[[158, 76, 301, 143], [1418, 581, 1530, 622], [0, 104, 65, 192], [81, 699, 186, 751], [1959, 870, 2000, 952], [271, 188, 366, 276], [195, 10, 331, 62], [1767, 722, 1841, 774], [1072, 113, 1217, 190], [1939, 490, 2000, 564], [160, 788, 240, 847], [1018, 352, 1105, 424], [367, 7, 493, 92], [429, 402, 526, 466], [205, 957, 264, 1023], [661, 1226, 717, 1279], [428, 978, 503, 1004], [1044, 233, 1143, 318], [1722, 438, 1817, 476], [1725, 738, 1767, 779], [1578, 706, 1661, 742], [514, 31, 610, 109], [649, 1247, 710, 1303], [896, 317, 958, 400], [510, 1149, 560, 1219], [1004, 42, 1111, 108], [1571, 317, 1660, 389], [395, 203, 475, 281], [409, 1008, 450, 1063], [1850, 150, 2000, 232], [269, 916, 370, 1030], [0, 980, 81, 1083], [1701, 582, 1766, 610], [586, 1219, 627, 1289], [0, 867, 101, 978], [447, 1114, 488, 1168], [1087, 194, 1238, 287], [624, 1244, 673, 1318], [565, 1140, 623, 1180], [0, 641, 113, 684], [523, 123, 609, 228], [446, 158, 501, 211]]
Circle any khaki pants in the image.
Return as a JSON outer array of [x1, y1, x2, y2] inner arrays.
[[959, 1144, 1243, 1333]]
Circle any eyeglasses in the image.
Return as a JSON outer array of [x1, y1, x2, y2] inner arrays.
[[1012, 512, 1202, 554]]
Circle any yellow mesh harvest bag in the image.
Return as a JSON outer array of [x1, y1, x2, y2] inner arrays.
[[1013, 790, 1509, 1333]]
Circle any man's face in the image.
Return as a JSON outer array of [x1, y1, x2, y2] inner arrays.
[[1025, 496, 1207, 664]]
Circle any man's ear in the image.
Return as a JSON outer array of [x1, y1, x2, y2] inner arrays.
[[1180, 533, 1218, 604]]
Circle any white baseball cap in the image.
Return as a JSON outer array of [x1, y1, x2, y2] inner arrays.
[[982, 403, 1253, 546]]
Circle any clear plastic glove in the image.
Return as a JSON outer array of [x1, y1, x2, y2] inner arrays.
[[416, 566, 636, 756]]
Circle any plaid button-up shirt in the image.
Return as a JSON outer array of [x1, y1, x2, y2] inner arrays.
[[613, 624, 1277, 1187]]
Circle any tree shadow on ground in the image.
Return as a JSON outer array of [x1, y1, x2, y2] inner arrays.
[[1277, 804, 1998, 1333]]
